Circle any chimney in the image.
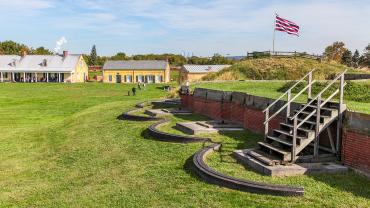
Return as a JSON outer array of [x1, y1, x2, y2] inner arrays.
[[63, 50, 69, 57]]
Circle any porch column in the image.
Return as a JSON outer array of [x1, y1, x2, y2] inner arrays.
[[12, 72, 14, 82], [35, 73, 38, 83], [70, 72, 73, 83], [23, 72, 26, 82], [0, 72, 3, 82], [58, 73, 61, 83], [46, 73, 49, 82]]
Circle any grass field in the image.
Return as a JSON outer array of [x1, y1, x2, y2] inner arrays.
[[193, 80, 370, 114], [0, 83, 369, 207]]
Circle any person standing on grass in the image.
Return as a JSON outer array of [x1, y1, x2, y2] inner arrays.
[[132, 87, 137, 96], [138, 82, 142, 90]]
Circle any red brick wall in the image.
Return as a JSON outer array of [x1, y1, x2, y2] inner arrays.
[[243, 107, 283, 133], [342, 129, 370, 174], [180, 94, 283, 134]]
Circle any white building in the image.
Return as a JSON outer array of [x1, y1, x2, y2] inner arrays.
[[0, 51, 88, 83]]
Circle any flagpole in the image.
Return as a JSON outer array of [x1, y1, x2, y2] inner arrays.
[[272, 13, 276, 54]]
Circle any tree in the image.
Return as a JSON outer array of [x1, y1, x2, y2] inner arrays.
[[362, 43, 370, 67], [0, 40, 29, 55], [323, 41, 347, 62], [341, 49, 352, 66], [111, 52, 127, 60], [89, 45, 97, 65], [31, 47, 53, 55], [352, 49, 360, 68]]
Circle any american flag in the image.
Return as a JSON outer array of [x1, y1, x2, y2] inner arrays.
[[275, 15, 300, 36]]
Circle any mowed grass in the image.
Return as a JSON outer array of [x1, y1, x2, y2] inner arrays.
[[193, 81, 370, 114], [0, 83, 369, 207]]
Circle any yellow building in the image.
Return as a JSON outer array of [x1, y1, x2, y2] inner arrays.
[[102, 60, 170, 83], [0, 51, 88, 83], [179, 64, 231, 83]]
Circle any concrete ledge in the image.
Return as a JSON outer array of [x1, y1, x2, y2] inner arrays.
[[148, 119, 211, 143], [233, 149, 348, 177], [192, 144, 304, 196], [117, 108, 161, 121]]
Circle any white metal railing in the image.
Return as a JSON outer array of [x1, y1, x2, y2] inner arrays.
[[263, 69, 315, 138], [290, 70, 347, 162]]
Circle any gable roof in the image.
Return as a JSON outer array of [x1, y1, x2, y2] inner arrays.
[[103, 60, 168, 70], [0, 54, 82, 72], [182, 65, 231, 73]]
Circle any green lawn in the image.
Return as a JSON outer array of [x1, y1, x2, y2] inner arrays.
[[193, 81, 370, 114], [0, 83, 369, 207]]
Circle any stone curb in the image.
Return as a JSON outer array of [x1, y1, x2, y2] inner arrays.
[[148, 119, 211, 143], [192, 143, 305, 196]]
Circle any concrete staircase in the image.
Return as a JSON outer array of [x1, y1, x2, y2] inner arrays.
[[248, 70, 347, 166]]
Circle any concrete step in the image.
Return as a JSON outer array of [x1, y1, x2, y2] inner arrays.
[[246, 149, 280, 166]]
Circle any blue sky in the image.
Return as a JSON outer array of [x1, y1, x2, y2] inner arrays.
[[0, 0, 369, 56]]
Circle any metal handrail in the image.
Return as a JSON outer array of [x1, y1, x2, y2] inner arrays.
[[264, 81, 315, 124], [290, 70, 347, 120], [263, 69, 315, 113]]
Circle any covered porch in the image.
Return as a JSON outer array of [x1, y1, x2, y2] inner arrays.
[[0, 72, 73, 83]]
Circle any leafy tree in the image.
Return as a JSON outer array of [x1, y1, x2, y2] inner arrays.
[[89, 45, 98, 65], [352, 49, 360, 68], [323, 41, 347, 62], [31, 47, 53, 55], [0, 40, 29, 55], [362, 43, 370, 67], [111, 52, 127, 60], [341, 49, 352, 66]]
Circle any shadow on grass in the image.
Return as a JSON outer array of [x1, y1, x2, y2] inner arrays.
[[308, 171, 370, 199]]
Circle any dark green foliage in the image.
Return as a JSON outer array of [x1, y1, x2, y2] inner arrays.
[[31, 47, 53, 55], [352, 50, 360, 68], [111, 52, 127, 60], [188, 54, 234, 65], [89, 45, 98, 65], [278, 81, 370, 102], [132, 53, 187, 66], [341, 49, 352, 66], [0, 40, 30, 55]]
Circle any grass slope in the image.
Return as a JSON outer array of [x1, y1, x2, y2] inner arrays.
[[202, 58, 353, 81], [0, 83, 369, 207], [193, 81, 370, 114]]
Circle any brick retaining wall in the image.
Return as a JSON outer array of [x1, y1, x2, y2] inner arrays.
[[342, 112, 370, 175], [181, 88, 370, 175]]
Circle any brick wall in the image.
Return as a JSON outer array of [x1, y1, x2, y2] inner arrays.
[[181, 88, 370, 175], [342, 130, 370, 173], [180, 94, 283, 134], [342, 112, 370, 174]]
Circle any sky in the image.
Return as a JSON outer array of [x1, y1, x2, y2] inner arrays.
[[0, 0, 369, 56]]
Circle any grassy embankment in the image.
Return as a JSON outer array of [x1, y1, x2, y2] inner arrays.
[[202, 57, 366, 81], [0, 83, 369, 207]]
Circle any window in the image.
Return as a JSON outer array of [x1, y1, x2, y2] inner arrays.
[[108, 75, 112, 82], [136, 75, 143, 83], [146, 75, 154, 83], [155, 75, 163, 83], [4, 72, 8, 78], [125, 75, 132, 83]]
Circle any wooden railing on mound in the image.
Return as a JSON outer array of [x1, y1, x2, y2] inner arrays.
[[246, 51, 322, 60]]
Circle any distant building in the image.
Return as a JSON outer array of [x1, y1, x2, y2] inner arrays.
[[179, 64, 231, 83], [102, 60, 170, 83], [0, 51, 88, 83]]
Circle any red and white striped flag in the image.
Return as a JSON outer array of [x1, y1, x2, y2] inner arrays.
[[275, 14, 300, 36]]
